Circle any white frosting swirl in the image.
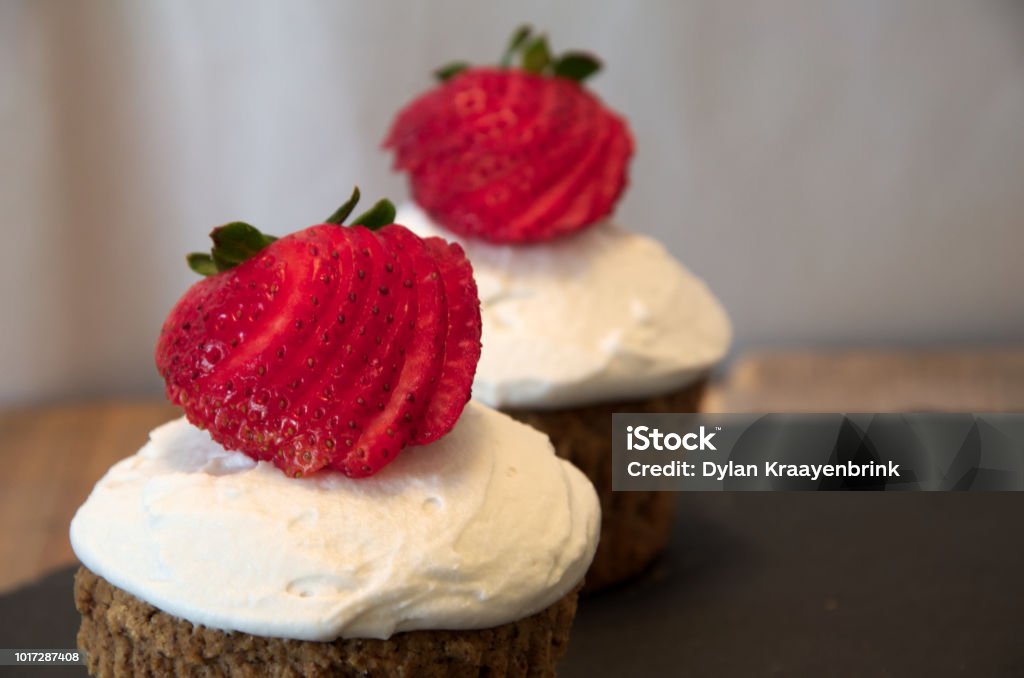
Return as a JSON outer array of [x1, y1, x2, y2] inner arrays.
[[398, 203, 732, 409], [70, 402, 599, 641]]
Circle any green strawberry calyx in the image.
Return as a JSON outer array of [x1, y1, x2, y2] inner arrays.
[[187, 187, 396, 277], [434, 24, 602, 84]]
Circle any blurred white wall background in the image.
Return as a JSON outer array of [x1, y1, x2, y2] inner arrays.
[[1, 0, 1023, 404]]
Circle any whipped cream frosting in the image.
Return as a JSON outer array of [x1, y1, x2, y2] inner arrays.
[[397, 203, 731, 409], [70, 402, 599, 641]]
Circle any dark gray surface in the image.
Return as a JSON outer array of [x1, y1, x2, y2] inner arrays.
[[4, 494, 1023, 677], [0, 565, 81, 678], [565, 493, 1024, 677]]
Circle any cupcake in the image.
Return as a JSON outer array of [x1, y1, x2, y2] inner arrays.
[[71, 190, 600, 677], [384, 27, 731, 590]]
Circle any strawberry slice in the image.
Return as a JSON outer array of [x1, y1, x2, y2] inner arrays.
[[415, 237, 481, 444]]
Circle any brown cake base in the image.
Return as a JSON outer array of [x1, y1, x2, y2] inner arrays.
[[506, 379, 707, 592], [74, 567, 580, 678]]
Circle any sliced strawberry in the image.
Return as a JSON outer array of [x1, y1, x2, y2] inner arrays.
[[385, 51, 632, 243], [155, 192, 482, 478]]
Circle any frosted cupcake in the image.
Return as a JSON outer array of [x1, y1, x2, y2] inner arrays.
[[71, 191, 600, 676], [72, 404, 598, 676], [385, 28, 731, 590]]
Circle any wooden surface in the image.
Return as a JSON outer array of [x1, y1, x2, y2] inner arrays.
[[2, 348, 1023, 594], [0, 401, 180, 593], [705, 347, 1024, 412]]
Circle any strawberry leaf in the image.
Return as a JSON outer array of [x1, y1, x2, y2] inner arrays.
[[327, 186, 397, 230], [435, 61, 470, 82], [521, 35, 551, 74], [187, 222, 277, 277], [211, 222, 278, 269], [326, 186, 361, 225], [350, 199, 397, 232], [187, 253, 219, 277], [500, 24, 533, 67], [552, 52, 602, 82]]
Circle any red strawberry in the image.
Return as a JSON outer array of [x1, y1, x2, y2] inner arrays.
[[384, 26, 634, 244], [155, 189, 482, 478]]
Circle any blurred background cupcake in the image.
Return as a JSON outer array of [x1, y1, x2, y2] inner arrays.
[[383, 26, 730, 586]]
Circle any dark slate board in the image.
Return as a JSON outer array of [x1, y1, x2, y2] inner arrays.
[[4, 493, 1023, 677]]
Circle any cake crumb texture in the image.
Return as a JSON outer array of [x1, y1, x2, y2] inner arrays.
[[507, 380, 706, 591], [74, 567, 578, 677]]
